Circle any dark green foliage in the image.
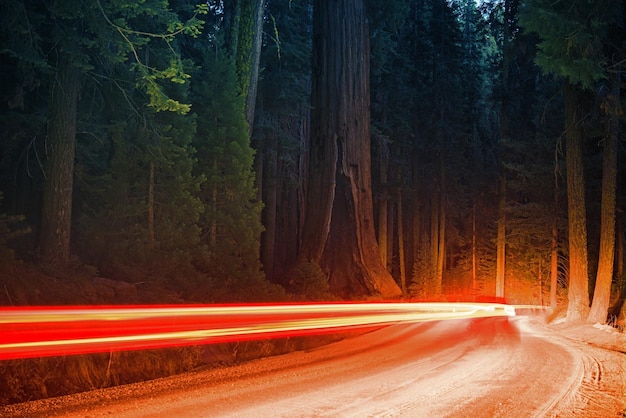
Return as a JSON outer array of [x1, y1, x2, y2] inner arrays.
[[259, 0, 312, 115], [286, 261, 333, 301], [254, 0, 313, 282], [519, 0, 618, 89], [75, 111, 204, 279], [0, 0, 284, 302], [190, 42, 284, 301], [0, 192, 31, 264]]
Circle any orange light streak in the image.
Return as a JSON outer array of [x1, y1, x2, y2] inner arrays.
[[0, 302, 515, 360]]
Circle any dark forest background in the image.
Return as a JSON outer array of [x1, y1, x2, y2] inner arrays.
[[1, 0, 625, 326], [0, 0, 625, 404]]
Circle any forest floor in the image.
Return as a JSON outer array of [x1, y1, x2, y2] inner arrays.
[[548, 318, 625, 353]]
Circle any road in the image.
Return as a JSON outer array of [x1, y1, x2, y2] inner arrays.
[[3, 315, 624, 417]]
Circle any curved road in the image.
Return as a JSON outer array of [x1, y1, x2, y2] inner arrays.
[[4, 315, 624, 417]]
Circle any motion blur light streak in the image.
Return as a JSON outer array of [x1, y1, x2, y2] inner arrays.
[[0, 302, 515, 360]]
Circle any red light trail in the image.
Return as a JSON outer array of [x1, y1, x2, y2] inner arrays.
[[0, 302, 515, 360]]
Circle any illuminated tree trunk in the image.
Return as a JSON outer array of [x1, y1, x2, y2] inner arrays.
[[386, 199, 394, 272], [39, 60, 80, 265], [295, 0, 401, 299], [398, 189, 406, 295], [550, 184, 559, 309], [472, 201, 477, 294], [616, 207, 624, 302], [564, 84, 590, 322], [430, 193, 439, 293], [434, 149, 446, 296], [617, 204, 624, 324], [587, 79, 619, 324], [378, 149, 389, 269], [412, 177, 422, 285], [495, 0, 512, 299], [436, 180, 445, 297], [495, 170, 506, 298]]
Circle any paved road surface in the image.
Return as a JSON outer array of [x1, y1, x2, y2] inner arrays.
[[3, 315, 624, 417]]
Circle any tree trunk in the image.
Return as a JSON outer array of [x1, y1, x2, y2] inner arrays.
[[225, 0, 265, 130], [261, 130, 278, 280], [616, 204, 624, 302], [210, 158, 218, 250], [378, 146, 389, 267], [430, 193, 439, 293], [436, 182, 445, 296], [496, 170, 506, 298], [496, 0, 511, 299], [295, 0, 401, 299], [412, 176, 422, 285], [242, 0, 264, 129], [398, 189, 406, 295], [39, 60, 80, 266], [550, 160, 560, 309], [564, 83, 590, 322], [550, 216, 559, 309], [148, 160, 155, 251], [472, 200, 477, 295], [616, 203, 624, 324], [587, 84, 619, 323], [378, 149, 389, 268], [435, 149, 446, 296], [386, 198, 395, 273]]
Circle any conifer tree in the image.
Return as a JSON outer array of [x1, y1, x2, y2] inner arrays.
[[293, 0, 402, 298], [520, 0, 620, 321], [191, 44, 274, 300], [1, 0, 206, 266], [255, 0, 313, 284]]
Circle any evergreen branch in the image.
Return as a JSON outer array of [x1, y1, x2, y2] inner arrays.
[[96, 0, 205, 41]]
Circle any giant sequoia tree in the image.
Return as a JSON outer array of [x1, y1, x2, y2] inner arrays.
[[294, 0, 401, 298]]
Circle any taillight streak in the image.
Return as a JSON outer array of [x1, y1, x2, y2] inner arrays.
[[0, 302, 515, 360]]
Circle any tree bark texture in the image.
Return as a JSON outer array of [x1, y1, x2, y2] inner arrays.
[[296, 0, 401, 299], [39, 60, 80, 265], [616, 206, 623, 302], [496, 170, 506, 298], [428, 193, 439, 294], [496, 0, 511, 299], [148, 160, 155, 251], [226, 0, 265, 130], [397, 189, 406, 295], [587, 99, 619, 324], [242, 0, 264, 129], [472, 201, 477, 294], [378, 150, 388, 269], [550, 214, 559, 309], [261, 131, 278, 280], [550, 157, 560, 309], [564, 84, 590, 322]]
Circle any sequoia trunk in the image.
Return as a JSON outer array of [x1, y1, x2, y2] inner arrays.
[[296, 0, 401, 299], [587, 76, 619, 324], [564, 84, 590, 322]]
